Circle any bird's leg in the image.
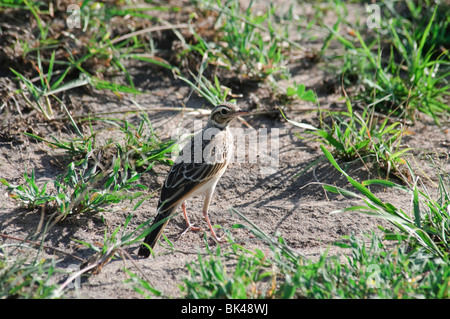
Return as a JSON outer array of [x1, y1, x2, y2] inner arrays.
[[203, 210, 227, 243], [180, 202, 202, 237]]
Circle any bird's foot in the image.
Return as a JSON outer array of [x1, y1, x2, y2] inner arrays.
[[203, 210, 228, 243], [179, 223, 202, 237], [211, 233, 228, 244]]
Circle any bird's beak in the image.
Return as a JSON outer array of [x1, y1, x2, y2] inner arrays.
[[236, 109, 250, 116]]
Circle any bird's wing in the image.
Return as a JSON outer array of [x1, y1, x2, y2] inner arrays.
[[157, 130, 231, 215]]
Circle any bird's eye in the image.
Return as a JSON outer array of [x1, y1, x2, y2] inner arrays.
[[221, 108, 228, 115]]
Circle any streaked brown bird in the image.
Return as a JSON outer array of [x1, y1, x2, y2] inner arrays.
[[138, 103, 249, 258]]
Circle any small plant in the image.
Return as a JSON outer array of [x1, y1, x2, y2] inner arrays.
[[189, 0, 291, 80], [51, 212, 167, 297], [176, 58, 234, 106], [321, 145, 449, 259], [1, 168, 54, 210], [280, 97, 412, 180], [102, 114, 177, 170], [326, 1, 450, 123], [5, 0, 171, 119], [283, 233, 450, 299], [2, 153, 147, 219], [285, 83, 317, 103], [180, 241, 276, 299], [1, 113, 175, 220], [214, 1, 288, 79], [0, 246, 58, 298], [128, 216, 450, 299]]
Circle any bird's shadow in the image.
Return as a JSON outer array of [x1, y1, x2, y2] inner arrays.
[[227, 149, 380, 234]]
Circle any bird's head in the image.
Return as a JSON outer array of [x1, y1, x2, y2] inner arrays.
[[208, 103, 249, 129]]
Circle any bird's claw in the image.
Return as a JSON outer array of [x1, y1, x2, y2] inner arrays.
[[180, 223, 202, 237]]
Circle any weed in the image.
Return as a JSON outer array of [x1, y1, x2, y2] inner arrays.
[[180, 242, 274, 299], [3, 0, 175, 119], [281, 97, 412, 181], [322, 145, 449, 259], [285, 83, 317, 103], [0, 246, 58, 298], [129, 222, 450, 299], [1, 113, 175, 220], [1, 168, 54, 210], [325, 1, 450, 123], [189, 0, 291, 80]]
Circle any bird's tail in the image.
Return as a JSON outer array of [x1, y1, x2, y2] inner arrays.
[[138, 208, 174, 258]]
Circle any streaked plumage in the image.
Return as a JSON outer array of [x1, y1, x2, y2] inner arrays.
[[138, 103, 249, 258]]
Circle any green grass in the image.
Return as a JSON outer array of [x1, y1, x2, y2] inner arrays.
[[1, 112, 175, 220], [192, 0, 290, 80], [0, 245, 58, 298], [0, 212, 167, 298], [3, 0, 175, 119], [322, 145, 449, 259], [1, 154, 147, 220], [173, 0, 317, 104], [180, 243, 276, 299], [325, 0, 450, 123], [129, 224, 450, 299], [281, 97, 412, 181], [3, 0, 306, 116], [128, 175, 450, 299]]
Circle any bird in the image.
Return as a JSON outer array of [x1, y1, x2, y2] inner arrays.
[[138, 102, 249, 258]]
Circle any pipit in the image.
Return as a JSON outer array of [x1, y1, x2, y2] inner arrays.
[[138, 103, 249, 257]]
